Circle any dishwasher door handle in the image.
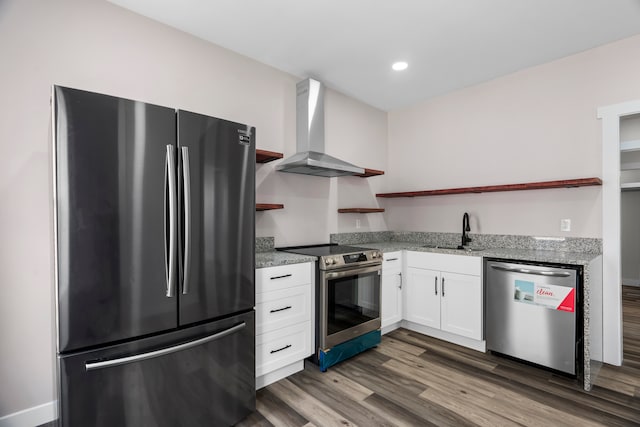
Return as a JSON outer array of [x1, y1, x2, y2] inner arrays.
[[490, 264, 571, 277]]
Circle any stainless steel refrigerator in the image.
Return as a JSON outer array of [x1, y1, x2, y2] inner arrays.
[[53, 86, 256, 426]]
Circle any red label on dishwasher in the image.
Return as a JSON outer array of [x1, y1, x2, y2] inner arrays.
[[514, 280, 575, 312], [556, 288, 575, 312]]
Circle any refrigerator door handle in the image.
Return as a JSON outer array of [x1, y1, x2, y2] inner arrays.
[[490, 264, 572, 278], [165, 145, 177, 297], [85, 322, 246, 371], [181, 146, 192, 295]]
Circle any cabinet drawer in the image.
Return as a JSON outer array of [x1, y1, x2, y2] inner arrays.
[[406, 251, 481, 276], [256, 322, 311, 377], [383, 252, 402, 272], [256, 263, 312, 293], [256, 285, 311, 335]]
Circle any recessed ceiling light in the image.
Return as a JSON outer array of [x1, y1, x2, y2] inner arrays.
[[392, 61, 408, 71]]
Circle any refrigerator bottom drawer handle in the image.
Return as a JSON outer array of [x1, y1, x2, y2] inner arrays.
[[85, 322, 246, 371]]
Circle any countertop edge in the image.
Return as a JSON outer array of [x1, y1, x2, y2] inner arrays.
[[255, 251, 316, 269]]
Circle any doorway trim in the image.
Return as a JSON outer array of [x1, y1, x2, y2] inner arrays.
[[598, 99, 640, 365]]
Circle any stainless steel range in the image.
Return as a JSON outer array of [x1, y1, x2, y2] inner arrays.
[[278, 244, 382, 371]]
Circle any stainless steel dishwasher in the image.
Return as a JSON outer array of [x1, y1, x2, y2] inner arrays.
[[485, 258, 583, 376]]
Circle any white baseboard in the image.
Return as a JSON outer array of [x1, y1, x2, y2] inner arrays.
[[401, 320, 487, 352], [622, 278, 640, 287], [0, 401, 56, 427], [381, 322, 402, 335]]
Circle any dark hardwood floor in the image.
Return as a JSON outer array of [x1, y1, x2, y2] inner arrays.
[[237, 286, 640, 427]]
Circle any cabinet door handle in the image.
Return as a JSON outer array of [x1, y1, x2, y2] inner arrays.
[[434, 277, 438, 295], [442, 277, 445, 297], [270, 344, 292, 354], [270, 274, 292, 280], [398, 272, 403, 289], [270, 306, 292, 313]]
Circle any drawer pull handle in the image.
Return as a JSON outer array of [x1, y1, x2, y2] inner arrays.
[[386, 258, 399, 262], [270, 274, 292, 280], [270, 305, 292, 313], [270, 344, 292, 354]]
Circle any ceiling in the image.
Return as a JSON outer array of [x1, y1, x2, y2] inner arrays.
[[107, 0, 640, 111]]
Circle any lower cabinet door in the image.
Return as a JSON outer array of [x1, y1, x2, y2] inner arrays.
[[57, 312, 255, 427], [440, 272, 482, 340], [404, 267, 440, 329]]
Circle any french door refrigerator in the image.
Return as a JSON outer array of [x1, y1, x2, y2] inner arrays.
[[53, 86, 256, 426]]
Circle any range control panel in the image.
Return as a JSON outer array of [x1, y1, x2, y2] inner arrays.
[[320, 250, 381, 270]]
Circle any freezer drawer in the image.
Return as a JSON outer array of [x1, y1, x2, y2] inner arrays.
[[485, 260, 581, 375], [57, 311, 255, 427]]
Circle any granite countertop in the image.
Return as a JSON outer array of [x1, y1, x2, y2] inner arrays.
[[256, 251, 316, 269], [354, 241, 601, 266], [255, 242, 601, 268]]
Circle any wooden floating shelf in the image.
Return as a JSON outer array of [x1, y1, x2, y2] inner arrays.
[[256, 149, 283, 163], [337, 208, 385, 213], [376, 177, 602, 198], [256, 203, 284, 211], [355, 168, 385, 178]]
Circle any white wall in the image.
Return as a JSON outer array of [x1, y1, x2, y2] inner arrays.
[[385, 33, 640, 238], [0, 0, 387, 420]]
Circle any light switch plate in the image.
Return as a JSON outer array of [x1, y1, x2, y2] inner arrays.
[[560, 218, 571, 232]]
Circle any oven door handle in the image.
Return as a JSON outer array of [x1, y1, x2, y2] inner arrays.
[[324, 264, 381, 279]]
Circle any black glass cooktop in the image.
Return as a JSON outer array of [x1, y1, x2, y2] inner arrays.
[[277, 243, 373, 257]]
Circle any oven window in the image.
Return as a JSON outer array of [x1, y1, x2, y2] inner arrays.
[[327, 270, 380, 336]]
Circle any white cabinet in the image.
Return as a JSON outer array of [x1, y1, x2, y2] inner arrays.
[[255, 262, 313, 388], [405, 267, 440, 328], [440, 271, 482, 339], [404, 252, 482, 341], [381, 252, 403, 331]]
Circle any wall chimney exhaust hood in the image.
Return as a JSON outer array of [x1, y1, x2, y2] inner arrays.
[[276, 78, 365, 177]]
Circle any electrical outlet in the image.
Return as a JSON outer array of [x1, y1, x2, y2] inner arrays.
[[560, 219, 571, 232], [356, 219, 361, 229]]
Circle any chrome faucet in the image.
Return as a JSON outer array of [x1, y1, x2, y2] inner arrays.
[[461, 212, 472, 247]]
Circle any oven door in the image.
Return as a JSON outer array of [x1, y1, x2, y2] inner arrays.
[[320, 264, 381, 349]]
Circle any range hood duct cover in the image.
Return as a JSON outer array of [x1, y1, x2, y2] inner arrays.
[[276, 78, 364, 177]]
